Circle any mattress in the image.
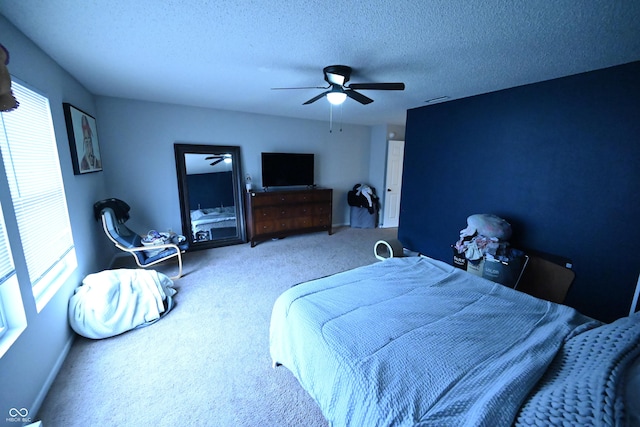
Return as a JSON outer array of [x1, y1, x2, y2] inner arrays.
[[270, 256, 639, 426], [190, 207, 236, 234]]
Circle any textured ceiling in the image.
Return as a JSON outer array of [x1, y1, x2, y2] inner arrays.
[[1, 1, 639, 126]]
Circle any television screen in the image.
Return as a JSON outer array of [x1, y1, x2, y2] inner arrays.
[[261, 152, 314, 188]]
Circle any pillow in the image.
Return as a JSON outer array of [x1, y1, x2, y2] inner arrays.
[[460, 213, 512, 240], [190, 209, 204, 220]]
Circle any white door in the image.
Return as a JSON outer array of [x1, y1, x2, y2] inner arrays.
[[382, 140, 405, 228]]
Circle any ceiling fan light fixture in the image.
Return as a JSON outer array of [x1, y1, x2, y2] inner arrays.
[[326, 91, 347, 105], [282, 65, 404, 107], [325, 72, 345, 86]]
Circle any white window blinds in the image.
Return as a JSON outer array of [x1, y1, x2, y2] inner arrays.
[[0, 81, 74, 294], [0, 202, 12, 333], [0, 202, 14, 285]]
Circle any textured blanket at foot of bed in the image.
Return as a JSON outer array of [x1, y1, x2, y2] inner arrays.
[[69, 269, 177, 339]]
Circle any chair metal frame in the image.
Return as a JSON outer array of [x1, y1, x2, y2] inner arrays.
[[100, 207, 185, 280]]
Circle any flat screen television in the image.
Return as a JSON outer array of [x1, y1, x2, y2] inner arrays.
[[261, 152, 315, 188]]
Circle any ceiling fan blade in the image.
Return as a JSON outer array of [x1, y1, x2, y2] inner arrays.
[[303, 90, 331, 105], [205, 156, 221, 160], [347, 82, 405, 91], [209, 158, 224, 166], [345, 90, 374, 105], [271, 86, 329, 90]]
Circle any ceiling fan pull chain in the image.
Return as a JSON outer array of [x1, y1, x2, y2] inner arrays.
[[329, 103, 333, 133]]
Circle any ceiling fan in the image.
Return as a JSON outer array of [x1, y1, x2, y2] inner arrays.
[[272, 65, 405, 105], [205, 154, 232, 166]]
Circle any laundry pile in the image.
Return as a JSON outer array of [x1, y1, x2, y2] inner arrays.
[[347, 184, 379, 214], [452, 214, 526, 287], [348, 183, 379, 228], [453, 214, 516, 262], [141, 230, 186, 257]]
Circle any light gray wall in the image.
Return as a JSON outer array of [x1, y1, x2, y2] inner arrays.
[[95, 97, 373, 232], [0, 15, 110, 424]]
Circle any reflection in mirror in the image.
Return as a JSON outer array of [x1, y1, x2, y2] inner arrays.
[[185, 153, 236, 242], [174, 144, 246, 250]]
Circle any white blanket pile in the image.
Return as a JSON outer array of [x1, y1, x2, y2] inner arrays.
[[69, 269, 177, 339]]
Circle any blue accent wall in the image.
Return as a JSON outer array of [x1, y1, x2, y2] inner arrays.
[[399, 61, 640, 323], [186, 171, 234, 210]]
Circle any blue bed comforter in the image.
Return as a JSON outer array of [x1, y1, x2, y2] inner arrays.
[[270, 257, 610, 426]]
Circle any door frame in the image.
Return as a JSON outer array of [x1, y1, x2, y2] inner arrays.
[[382, 139, 405, 228]]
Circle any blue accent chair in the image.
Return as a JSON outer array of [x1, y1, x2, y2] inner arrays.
[[94, 198, 188, 279]]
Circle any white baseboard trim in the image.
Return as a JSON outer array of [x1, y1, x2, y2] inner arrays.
[[31, 334, 75, 419]]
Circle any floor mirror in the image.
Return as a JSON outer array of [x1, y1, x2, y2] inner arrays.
[[174, 143, 246, 250]]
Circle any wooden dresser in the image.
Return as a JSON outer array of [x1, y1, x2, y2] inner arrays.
[[245, 188, 332, 247]]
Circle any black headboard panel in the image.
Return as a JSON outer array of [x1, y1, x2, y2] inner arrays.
[[399, 61, 640, 323]]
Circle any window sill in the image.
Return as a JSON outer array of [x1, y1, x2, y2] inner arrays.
[[0, 275, 27, 358], [0, 323, 27, 358], [34, 248, 77, 313]]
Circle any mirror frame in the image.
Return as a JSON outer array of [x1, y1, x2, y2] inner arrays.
[[174, 143, 247, 250]]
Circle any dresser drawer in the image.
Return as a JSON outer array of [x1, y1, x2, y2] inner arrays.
[[249, 193, 279, 207], [313, 215, 331, 228], [254, 220, 277, 234], [275, 219, 296, 232], [313, 204, 331, 216], [294, 205, 314, 217], [311, 190, 332, 202], [255, 218, 298, 233], [293, 216, 315, 229], [249, 192, 307, 207], [255, 206, 296, 219]]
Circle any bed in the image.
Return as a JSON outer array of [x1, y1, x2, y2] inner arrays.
[[270, 256, 640, 426], [190, 206, 236, 239]]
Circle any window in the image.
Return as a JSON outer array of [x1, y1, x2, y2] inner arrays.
[[0, 80, 76, 316], [0, 202, 14, 336], [0, 199, 27, 357]]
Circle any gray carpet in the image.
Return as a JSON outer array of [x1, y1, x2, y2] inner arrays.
[[37, 226, 398, 426]]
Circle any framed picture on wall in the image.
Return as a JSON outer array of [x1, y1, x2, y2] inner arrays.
[[63, 103, 103, 174]]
